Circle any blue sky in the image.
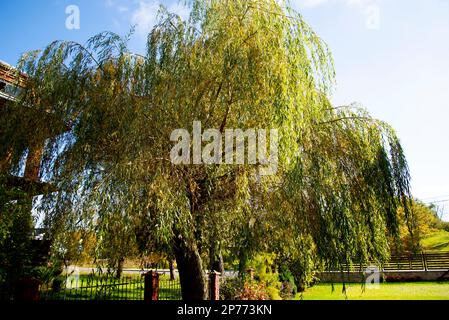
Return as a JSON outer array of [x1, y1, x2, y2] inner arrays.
[[1, 0, 448, 219]]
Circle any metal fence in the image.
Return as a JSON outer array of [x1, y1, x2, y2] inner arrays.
[[1, 271, 260, 301], [159, 275, 182, 300], [39, 272, 183, 301], [40, 274, 145, 301]]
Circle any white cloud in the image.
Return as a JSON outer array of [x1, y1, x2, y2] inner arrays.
[[294, 0, 376, 8], [131, 1, 190, 37], [345, 0, 376, 8], [168, 2, 190, 21], [298, 0, 329, 7], [131, 1, 159, 36], [293, 0, 380, 30], [118, 6, 129, 13]]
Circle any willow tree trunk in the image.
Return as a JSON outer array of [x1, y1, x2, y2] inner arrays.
[[115, 257, 124, 279], [210, 244, 224, 275], [212, 252, 224, 275], [238, 250, 249, 278], [169, 258, 175, 280], [173, 235, 206, 300]]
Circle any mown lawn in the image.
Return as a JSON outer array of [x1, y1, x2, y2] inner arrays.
[[299, 282, 449, 300], [421, 230, 449, 252]]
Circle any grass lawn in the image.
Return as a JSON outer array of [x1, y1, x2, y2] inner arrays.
[[421, 230, 449, 252], [299, 282, 449, 300]]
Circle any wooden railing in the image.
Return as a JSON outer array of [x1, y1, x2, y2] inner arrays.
[[329, 252, 449, 271]]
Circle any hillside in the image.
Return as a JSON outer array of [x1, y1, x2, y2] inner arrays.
[[421, 230, 449, 252]]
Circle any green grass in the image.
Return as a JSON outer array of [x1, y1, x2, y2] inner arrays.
[[421, 230, 449, 252], [299, 282, 449, 300]]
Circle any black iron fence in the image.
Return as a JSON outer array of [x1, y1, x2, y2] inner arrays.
[[40, 274, 145, 300], [37, 271, 184, 301], [1, 270, 217, 301], [159, 275, 182, 300]]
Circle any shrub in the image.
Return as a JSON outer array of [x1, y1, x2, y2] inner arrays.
[[238, 280, 268, 300], [220, 278, 268, 300], [279, 266, 297, 298], [220, 277, 242, 300], [266, 286, 282, 300]]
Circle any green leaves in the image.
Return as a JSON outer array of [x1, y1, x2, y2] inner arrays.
[[4, 0, 412, 281]]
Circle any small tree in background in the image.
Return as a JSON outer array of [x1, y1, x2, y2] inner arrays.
[[0, 181, 33, 287]]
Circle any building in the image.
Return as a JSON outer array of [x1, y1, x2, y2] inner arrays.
[[0, 60, 54, 195]]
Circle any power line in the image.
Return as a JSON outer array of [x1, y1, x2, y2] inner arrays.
[[423, 199, 449, 204], [420, 194, 449, 201]]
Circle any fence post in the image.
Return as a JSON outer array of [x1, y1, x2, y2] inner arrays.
[[209, 271, 221, 301], [14, 277, 42, 301], [246, 268, 255, 280], [144, 271, 160, 301], [422, 252, 428, 271]]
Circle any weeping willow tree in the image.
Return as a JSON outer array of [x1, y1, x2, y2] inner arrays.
[[1, 0, 413, 299]]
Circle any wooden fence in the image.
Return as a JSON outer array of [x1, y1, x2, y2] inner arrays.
[[383, 252, 449, 271], [331, 252, 449, 272]]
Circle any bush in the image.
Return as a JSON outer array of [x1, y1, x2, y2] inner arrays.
[[266, 286, 282, 300], [278, 266, 297, 298], [220, 278, 268, 300], [220, 277, 242, 300], [442, 222, 449, 233], [0, 179, 34, 286], [238, 280, 268, 300]]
